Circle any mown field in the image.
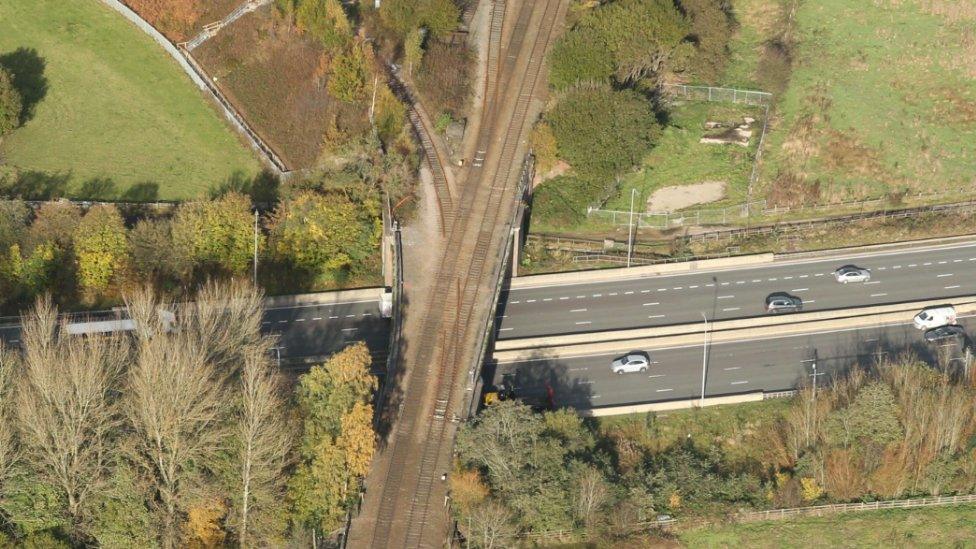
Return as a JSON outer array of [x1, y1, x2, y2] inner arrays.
[[0, 0, 260, 200], [680, 504, 976, 548], [743, 0, 976, 205]]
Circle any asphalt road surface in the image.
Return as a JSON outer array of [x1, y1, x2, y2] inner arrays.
[[496, 242, 976, 339], [0, 299, 390, 369], [489, 317, 974, 410]]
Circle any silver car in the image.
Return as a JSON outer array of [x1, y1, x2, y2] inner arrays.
[[833, 265, 871, 283], [611, 352, 650, 375]]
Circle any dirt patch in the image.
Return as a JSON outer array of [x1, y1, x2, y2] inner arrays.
[[646, 181, 727, 212], [194, 5, 368, 169]]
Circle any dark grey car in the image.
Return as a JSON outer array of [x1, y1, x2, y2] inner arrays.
[[765, 293, 803, 313], [924, 325, 966, 343]]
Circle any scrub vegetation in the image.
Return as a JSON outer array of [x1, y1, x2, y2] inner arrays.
[[0, 0, 261, 200], [454, 357, 976, 546]]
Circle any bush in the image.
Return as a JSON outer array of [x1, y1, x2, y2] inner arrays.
[[416, 40, 474, 118], [548, 26, 614, 90], [0, 67, 21, 137], [530, 175, 602, 227], [295, 0, 352, 53], [123, 0, 200, 42], [378, 0, 459, 39], [679, 0, 735, 84], [328, 44, 372, 104], [546, 84, 660, 183]]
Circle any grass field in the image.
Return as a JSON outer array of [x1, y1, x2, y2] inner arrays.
[[749, 0, 976, 204], [680, 504, 976, 548], [605, 101, 765, 213], [0, 0, 260, 200]]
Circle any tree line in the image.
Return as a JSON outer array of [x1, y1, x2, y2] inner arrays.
[[453, 355, 976, 546], [0, 174, 382, 314], [0, 283, 377, 547]]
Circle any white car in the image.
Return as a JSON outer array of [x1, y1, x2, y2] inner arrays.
[[913, 306, 956, 330], [833, 265, 871, 283], [611, 352, 650, 375]]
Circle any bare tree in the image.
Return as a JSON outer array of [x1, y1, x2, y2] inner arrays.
[[462, 501, 515, 549], [0, 344, 19, 486], [15, 296, 128, 537], [231, 344, 293, 547], [573, 466, 608, 531], [123, 282, 270, 548], [124, 309, 232, 548]]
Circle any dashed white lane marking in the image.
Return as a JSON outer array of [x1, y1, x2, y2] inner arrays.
[[362, 313, 372, 317], [724, 366, 741, 371], [864, 281, 880, 285], [909, 264, 918, 267], [656, 388, 673, 393], [341, 328, 357, 332], [591, 394, 602, 399], [496, 315, 507, 319], [577, 295, 586, 299], [806, 300, 816, 303], [783, 276, 793, 280], [954, 259, 963, 263], [706, 283, 715, 287], [543, 298, 552, 302], [511, 300, 520, 304], [526, 299, 536, 303], [970, 258, 976, 261], [877, 267, 886, 271], [689, 285, 699, 289], [673, 287, 684, 290], [937, 273, 954, 278], [717, 295, 735, 299], [658, 288, 668, 292], [736, 281, 746, 284], [799, 274, 809, 278], [752, 279, 762, 283], [939, 260, 948, 264], [768, 277, 778, 281], [570, 308, 587, 313], [345, 314, 355, 318], [575, 321, 591, 325], [559, 296, 569, 300], [722, 307, 741, 312], [625, 291, 634, 295], [312, 317, 322, 321], [329, 316, 338, 319], [277, 320, 287, 324], [814, 273, 825, 277], [893, 265, 902, 269], [648, 314, 666, 319], [924, 262, 933, 266], [946, 285, 961, 289], [592, 294, 602, 298], [731, 380, 749, 385], [262, 321, 271, 325], [642, 302, 660, 306], [721, 282, 730, 286], [568, 367, 589, 372], [870, 293, 887, 298], [499, 327, 514, 332], [647, 374, 665, 378], [579, 380, 595, 385], [296, 318, 305, 322], [791, 288, 809, 292], [641, 289, 651, 293], [609, 292, 618, 296], [865, 338, 879, 342]]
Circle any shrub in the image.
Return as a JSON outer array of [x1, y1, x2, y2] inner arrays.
[[548, 26, 614, 90], [328, 44, 371, 103], [679, 0, 735, 84], [72, 205, 129, 294], [416, 40, 474, 118], [530, 175, 602, 227], [123, 0, 200, 42], [0, 67, 21, 137], [378, 0, 459, 39], [295, 0, 352, 53], [546, 84, 660, 182]]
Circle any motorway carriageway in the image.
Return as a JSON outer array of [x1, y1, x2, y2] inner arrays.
[[496, 241, 976, 338], [487, 315, 976, 409], [489, 317, 974, 410], [0, 298, 390, 369]]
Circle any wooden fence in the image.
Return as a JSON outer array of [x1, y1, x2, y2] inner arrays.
[[741, 493, 976, 522]]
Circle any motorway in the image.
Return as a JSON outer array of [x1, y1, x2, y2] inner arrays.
[[489, 317, 973, 410], [496, 241, 976, 339], [0, 299, 390, 369]]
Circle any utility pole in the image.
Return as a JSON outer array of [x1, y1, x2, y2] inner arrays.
[[252, 209, 259, 285], [700, 312, 708, 406], [809, 350, 824, 402], [627, 187, 637, 267]]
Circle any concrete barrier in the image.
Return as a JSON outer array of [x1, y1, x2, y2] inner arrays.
[[506, 253, 775, 289], [578, 391, 765, 417], [493, 296, 976, 362], [263, 288, 383, 309]]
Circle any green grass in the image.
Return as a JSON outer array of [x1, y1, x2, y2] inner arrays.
[[604, 101, 764, 213], [680, 504, 976, 548], [758, 0, 976, 202], [0, 0, 260, 200]]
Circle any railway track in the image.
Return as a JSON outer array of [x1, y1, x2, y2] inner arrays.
[[358, 0, 566, 546]]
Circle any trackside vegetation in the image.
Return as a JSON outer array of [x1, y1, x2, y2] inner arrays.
[[0, 0, 261, 200], [453, 356, 976, 546]]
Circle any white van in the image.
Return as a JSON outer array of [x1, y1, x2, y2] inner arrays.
[[913, 306, 956, 330]]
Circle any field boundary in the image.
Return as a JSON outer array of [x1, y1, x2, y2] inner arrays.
[[97, 0, 290, 175], [740, 493, 976, 522]]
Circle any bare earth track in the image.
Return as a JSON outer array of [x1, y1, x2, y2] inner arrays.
[[347, 0, 567, 546]]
